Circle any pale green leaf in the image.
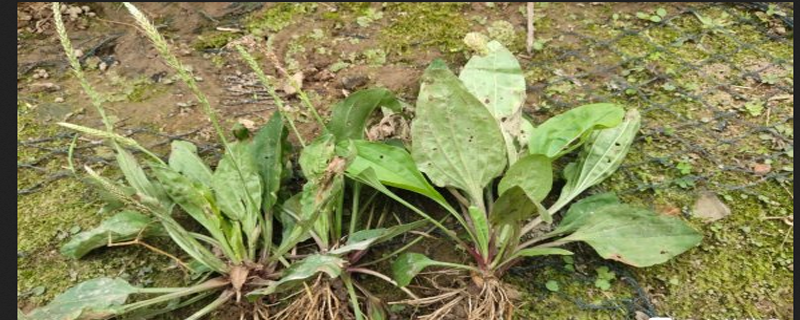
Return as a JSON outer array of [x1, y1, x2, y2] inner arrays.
[[515, 247, 573, 258], [528, 103, 625, 159], [115, 146, 168, 206], [391, 253, 438, 287], [168, 141, 212, 186], [563, 205, 702, 267], [497, 154, 553, 202], [298, 133, 337, 181], [60, 211, 164, 259], [328, 88, 401, 141], [459, 40, 526, 160], [26, 278, 136, 320], [490, 186, 546, 227], [557, 109, 640, 206], [412, 59, 506, 200]]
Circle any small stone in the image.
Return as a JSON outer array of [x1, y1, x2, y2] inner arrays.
[[99, 61, 108, 71], [74, 49, 84, 58], [81, 5, 91, 13], [692, 192, 731, 222], [54, 97, 64, 103], [87, 12, 96, 18], [340, 75, 368, 90], [775, 26, 786, 35]]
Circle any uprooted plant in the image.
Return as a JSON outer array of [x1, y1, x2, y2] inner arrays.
[[26, 3, 430, 320], [238, 47, 432, 319], [345, 41, 703, 319]]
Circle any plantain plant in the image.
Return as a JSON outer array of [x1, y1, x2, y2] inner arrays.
[[346, 41, 703, 319]]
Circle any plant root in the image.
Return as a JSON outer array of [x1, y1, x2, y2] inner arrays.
[[393, 276, 516, 320], [271, 276, 350, 320]]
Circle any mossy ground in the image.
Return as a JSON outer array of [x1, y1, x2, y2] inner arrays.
[[18, 2, 792, 319]]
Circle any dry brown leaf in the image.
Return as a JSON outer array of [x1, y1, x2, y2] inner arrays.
[[692, 192, 731, 222]]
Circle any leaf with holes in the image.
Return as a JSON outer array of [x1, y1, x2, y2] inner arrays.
[[411, 59, 507, 201], [557, 109, 640, 206]]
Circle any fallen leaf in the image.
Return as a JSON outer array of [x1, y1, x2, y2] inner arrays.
[[656, 204, 681, 216], [237, 118, 256, 131], [752, 163, 771, 175], [634, 311, 650, 320], [692, 192, 730, 222], [282, 72, 304, 95]]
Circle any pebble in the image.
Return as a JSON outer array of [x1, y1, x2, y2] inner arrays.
[[54, 97, 64, 103], [74, 49, 84, 58]]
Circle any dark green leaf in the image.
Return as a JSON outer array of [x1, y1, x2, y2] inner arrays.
[[412, 59, 507, 200], [298, 134, 337, 181], [212, 141, 262, 239], [328, 88, 401, 141], [252, 111, 288, 211], [60, 211, 164, 259], [391, 253, 438, 287], [346, 140, 445, 203], [490, 186, 547, 227], [551, 193, 620, 235], [26, 278, 136, 320], [512, 248, 573, 260], [528, 103, 624, 159]]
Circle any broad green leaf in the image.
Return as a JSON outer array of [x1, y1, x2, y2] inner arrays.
[[252, 111, 288, 210], [299, 133, 337, 181], [459, 40, 527, 163], [411, 59, 507, 200], [468, 206, 490, 256], [497, 154, 553, 202], [391, 253, 439, 287], [512, 248, 573, 260], [328, 88, 402, 141], [346, 140, 446, 203], [563, 204, 702, 267], [528, 103, 625, 159], [60, 211, 164, 259], [557, 109, 641, 206], [168, 141, 212, 186], [26, 278, 136, 320], [212, 142, 262, 228], [551, 193, 620, 235], [247, 255, 346, 296]]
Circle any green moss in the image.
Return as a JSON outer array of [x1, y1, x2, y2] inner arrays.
[[246, 3, 318, 34], [192, 31, 238, 51], [17, 105, 184, 309], [380, 3, 471, 56]]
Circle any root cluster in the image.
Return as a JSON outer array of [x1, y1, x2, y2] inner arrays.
[[394, 275, 516, 320], [271, 276, 350, 320]]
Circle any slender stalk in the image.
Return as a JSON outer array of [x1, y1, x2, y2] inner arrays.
[[348, 268, 420, 300], [120, 278, 229, 313], [136, 287, 191, 294], [263, 49, 325, 127], [184, 290, 234, 320], [124, 2, 261, 260], [354, 226, 435, 268], [342, 274, 365, 320], [349, 182, 362, 236], [235, 45, 306, 147], [521, 199, 569, 236]]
